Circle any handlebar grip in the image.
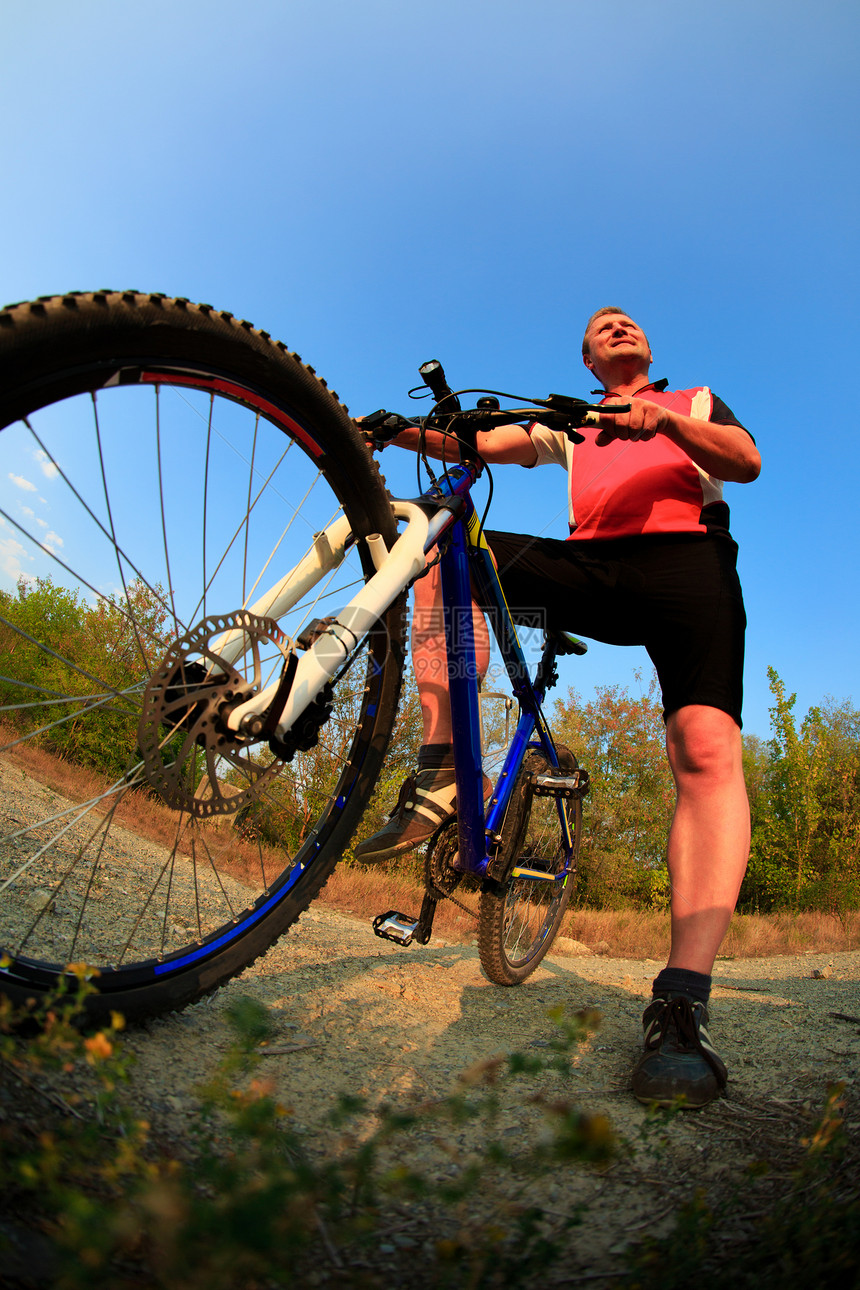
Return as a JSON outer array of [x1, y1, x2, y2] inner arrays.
[[418, 359, 460, 412]]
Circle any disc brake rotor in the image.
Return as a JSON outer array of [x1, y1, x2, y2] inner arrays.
[[138, 611, 291, 818]]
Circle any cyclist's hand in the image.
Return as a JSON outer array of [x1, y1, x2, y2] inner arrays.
[[354, 415, 376, 451], [355, 411, 399, 451], [593, 398, 665, 446]]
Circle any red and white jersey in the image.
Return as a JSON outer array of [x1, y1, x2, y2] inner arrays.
[[528, 384, 745, 542]]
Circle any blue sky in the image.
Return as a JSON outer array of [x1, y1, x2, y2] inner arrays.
[[3, 0, 858, 737]]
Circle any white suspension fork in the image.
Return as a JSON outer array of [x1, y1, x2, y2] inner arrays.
[[222, 499, 451, 735]]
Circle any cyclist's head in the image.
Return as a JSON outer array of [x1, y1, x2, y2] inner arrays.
[[582, 307, 632, 356], [581, 308, 652, 382]]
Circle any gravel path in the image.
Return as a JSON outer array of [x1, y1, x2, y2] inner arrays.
[[124, 905, 860, 1278]]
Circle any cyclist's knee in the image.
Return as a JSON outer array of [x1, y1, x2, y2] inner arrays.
[[666, 705, 741, 783]]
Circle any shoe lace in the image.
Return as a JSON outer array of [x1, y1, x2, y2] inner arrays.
[[648, 996, 721, 1076]]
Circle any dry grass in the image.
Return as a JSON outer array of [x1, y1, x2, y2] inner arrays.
[[4, 730, 858, 960], [561, 906, 671, 959], [321, 871, 860, 960], [0, 725, 282, 880], [720, 907, 859, 958], [323, 859, 483, 942]]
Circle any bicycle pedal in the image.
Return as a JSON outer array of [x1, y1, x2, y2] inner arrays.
[[530, 768, 590, 799], [372, 909, 419, 946]]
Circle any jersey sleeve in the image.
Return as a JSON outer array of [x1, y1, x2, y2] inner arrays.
[[711, 394, 754, 441], [524, 421, 568, 469]]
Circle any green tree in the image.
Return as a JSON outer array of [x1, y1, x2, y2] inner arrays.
[[0, 575, 170, 778], [742, 668, 860, 911], [551, 673, 675, 908]]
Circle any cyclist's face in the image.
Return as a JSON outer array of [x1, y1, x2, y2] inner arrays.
[[583, 314, 652, 378]]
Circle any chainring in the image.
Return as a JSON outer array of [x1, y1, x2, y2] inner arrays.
[[138, 611, 292, 818], [424, 817, 464, 899]]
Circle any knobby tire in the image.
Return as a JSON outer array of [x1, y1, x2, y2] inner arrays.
[[0, 291, 404, 1021]]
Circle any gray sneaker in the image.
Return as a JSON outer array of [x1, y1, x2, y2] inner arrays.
[[353, 768, 491, 865], [631, 993, 727, 1109]]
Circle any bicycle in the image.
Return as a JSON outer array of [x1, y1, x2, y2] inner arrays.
[[0, 292, 616, 1021]]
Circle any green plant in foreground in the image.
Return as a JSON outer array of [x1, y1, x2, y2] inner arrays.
[[1, 986, 616, 1288], [4, 983, 859, 1288], [619, 1083, 860, 1290]]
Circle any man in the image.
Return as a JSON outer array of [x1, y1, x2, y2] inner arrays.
[[356, 308, 760, 1107]]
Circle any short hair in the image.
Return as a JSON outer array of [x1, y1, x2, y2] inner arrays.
[[582, 306, 632, 356]]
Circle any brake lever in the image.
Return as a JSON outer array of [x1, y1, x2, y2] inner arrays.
[[543, 394, 632, 424], [538, 396, 633, 444], [359, 410, 419, 450]]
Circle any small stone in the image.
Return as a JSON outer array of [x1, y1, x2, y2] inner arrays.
[[553, 936, 590, 956], [27, 889, 55, 910]]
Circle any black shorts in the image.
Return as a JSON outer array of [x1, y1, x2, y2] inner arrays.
[[482, 530, 747, 727]]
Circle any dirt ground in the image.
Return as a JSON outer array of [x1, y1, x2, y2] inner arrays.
[[116, 906, 860, 1281], [3, 751, 858, 1281]]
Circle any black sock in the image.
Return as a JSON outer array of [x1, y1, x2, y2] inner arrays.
[[652, 967, 711, 1006], [417, 743, 455, 772]]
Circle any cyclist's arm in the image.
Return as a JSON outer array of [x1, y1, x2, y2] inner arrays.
[[593, 399, 761, 483], [390, 422, 538, 466]]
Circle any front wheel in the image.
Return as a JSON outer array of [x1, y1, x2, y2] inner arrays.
[[0, 291, 404, 1021], [478, 747, 581, 986]]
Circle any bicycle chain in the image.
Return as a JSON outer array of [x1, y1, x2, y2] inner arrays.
[[424, 819, 479, 922]]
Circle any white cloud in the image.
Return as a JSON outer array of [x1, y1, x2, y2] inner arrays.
[[35, 517, 48, 528], [45, 530, 63, 548], [9, 473, 37, 493], [21, 505, 35, 518], [0, 535, 30, 582], [35, 450, 59, 480]]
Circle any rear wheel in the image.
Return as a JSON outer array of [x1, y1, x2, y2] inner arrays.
[[478, 747, 581, 985], [0, 292, 404, 1020]]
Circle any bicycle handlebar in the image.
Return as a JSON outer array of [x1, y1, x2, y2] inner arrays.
[[359, 361, 631, 450]]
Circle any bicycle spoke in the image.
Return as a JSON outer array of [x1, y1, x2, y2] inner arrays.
[[18, 417, 177, 640]]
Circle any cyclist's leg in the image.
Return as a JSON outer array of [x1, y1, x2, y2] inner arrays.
[[355, 528, 612, 865], [411, 559, 490, 745], [353, 557, 490, 863], [643, 532, 748, 977], [631, 535, 747, 1104], [630, 704, 743, 1106], [664, 704, 749, 975]]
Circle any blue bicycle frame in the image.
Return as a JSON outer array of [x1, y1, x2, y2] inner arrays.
[[425, 462, 575, 879]]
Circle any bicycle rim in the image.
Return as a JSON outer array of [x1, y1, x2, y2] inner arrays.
[[0, 292, 403, 1018], [479, 749, 580, 985]]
